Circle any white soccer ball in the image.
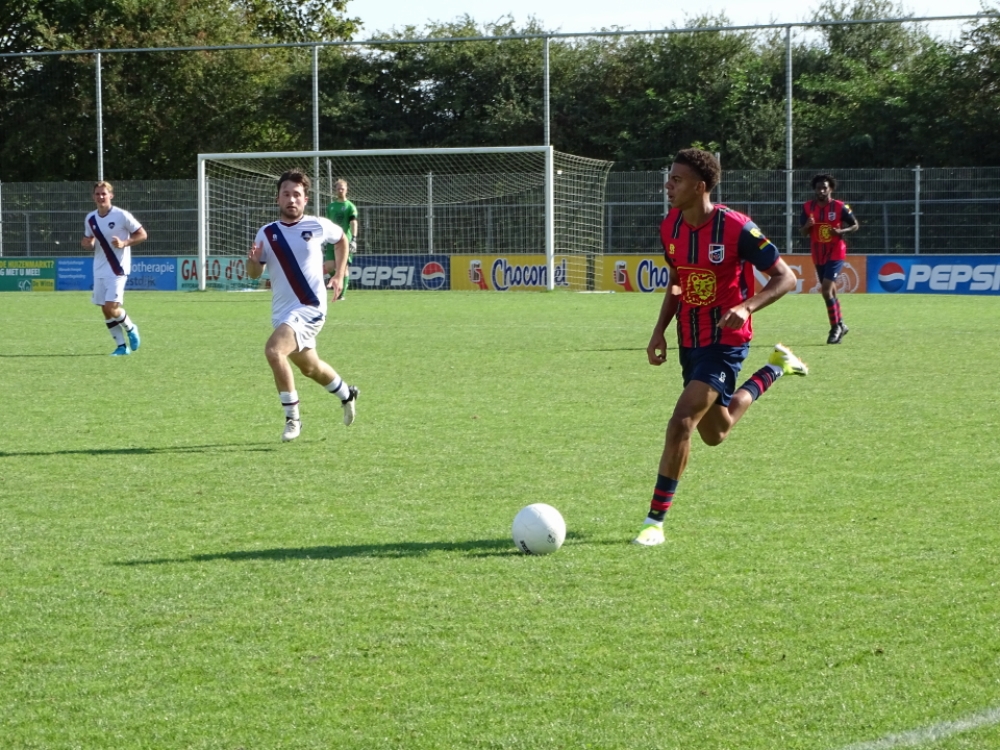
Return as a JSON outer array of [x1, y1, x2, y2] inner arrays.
[[512, 503, 566, 555]]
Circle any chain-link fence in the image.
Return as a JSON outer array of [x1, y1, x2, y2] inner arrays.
[[3, 167, 999, 258], [0, 181, 197, 257], [605, 167, 1000, 255]]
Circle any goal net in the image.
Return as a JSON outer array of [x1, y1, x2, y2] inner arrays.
[[197, 147, 613, 292]]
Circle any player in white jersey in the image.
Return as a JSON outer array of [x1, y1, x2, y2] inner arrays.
[[81, 181, 147, 356], [247, 170, 359, 442]]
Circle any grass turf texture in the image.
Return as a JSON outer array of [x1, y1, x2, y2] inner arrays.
[[1, 290, 999, 750]]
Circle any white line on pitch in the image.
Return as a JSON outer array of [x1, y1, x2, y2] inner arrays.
[[836, 706, 1000, 750]]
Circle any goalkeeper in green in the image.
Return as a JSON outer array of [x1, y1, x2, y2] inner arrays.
[[325, 178, 358, 300]]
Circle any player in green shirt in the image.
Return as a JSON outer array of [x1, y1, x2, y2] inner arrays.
[[325, 179, 358, 300]]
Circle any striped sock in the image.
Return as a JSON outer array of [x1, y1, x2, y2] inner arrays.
[[826, 296, 841, 327], [280, 391, 300, 420], [105, 317, 126, 346], [325, 376, 350, 401], [646, 474, 678, 524], [737, 364, 783, 402]]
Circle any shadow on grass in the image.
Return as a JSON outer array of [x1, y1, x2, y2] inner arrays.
[[0, 443, 277, 458], [114, 531, 589, 565]]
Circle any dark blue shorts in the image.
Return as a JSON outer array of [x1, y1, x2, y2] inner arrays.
[[679, 344, 750, 407], [815, 260, 844, 283]]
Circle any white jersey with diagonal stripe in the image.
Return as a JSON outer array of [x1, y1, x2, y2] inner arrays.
[[84, 206, 142, 278], [254, 216, 343, 323]]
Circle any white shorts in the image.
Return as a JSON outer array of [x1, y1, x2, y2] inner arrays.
[[273, 306, 326, 351], [92, 275, 128, 305]]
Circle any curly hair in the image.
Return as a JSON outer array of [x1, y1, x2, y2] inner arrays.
[[811, 173, 837, 190], [673, 148, 721, 192]]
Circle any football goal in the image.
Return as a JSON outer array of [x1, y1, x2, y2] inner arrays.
[[196, 147, 613, 292]]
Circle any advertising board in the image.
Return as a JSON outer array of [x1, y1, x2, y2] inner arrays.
[[347, 255, 450, 290], [450, 255, 584, 291], [867, 255, 1000, 295], [601, 255, 868, 294], [0, 258, 55, 292]]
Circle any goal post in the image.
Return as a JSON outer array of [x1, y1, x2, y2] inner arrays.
[[196, 146, 613, 292]]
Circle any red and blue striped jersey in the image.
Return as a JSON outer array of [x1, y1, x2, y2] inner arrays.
[[660, 204, 781, 348], [800, 199, 857, 264]]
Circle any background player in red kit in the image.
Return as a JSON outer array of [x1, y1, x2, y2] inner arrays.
[[800, 173, 859, 344], [634, 148, 809, 547]]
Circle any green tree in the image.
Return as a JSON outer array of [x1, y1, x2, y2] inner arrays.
[[552, 17, 787, 169], [792, 0, 941, 166], [4, 1, 1000, 180], [238, 0, 359, 42], [295, 16, 546, 151], [0, 0, 358, 180], [950, 11, 1000, 164]]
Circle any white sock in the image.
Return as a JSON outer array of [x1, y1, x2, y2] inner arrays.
[[280, 391, 300, 420], [324, 376, 350, 401], [106, 318, 126, 346], [643, 517, 664, 527]]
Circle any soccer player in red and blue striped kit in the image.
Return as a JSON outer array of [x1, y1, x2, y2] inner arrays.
[[634, 149, 809, 547], [800, 173, 859, 344]]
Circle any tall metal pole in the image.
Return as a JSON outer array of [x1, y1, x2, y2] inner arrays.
[[715, 151, 722, 203], [326, 159, 333, 202], [427, 172, 434, 253], [784, 26, 793, 255], [312, 45, 320, 209], [914, 165, 921, 255], [543, 37, 551, 146], [544, 147, 555, 290], [96, 52, 104, 181], [197, 156, 206, 291], [662, 168, 669, 217]]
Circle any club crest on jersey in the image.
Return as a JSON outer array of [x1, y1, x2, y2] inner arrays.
[[827, 210, 837, 221], [683, 270, 717, 305], [668, 243, 676, 256], [108, 222, 116, 229], [708, 243, 725, 264], [301, 230, 313, 241]]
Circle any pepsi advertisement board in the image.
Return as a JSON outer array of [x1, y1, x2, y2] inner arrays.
[[348, 254, 449, 290], [868, 255, 1000, 295]]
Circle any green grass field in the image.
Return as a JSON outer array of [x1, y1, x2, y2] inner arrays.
[[2, 290, 999, 750]]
